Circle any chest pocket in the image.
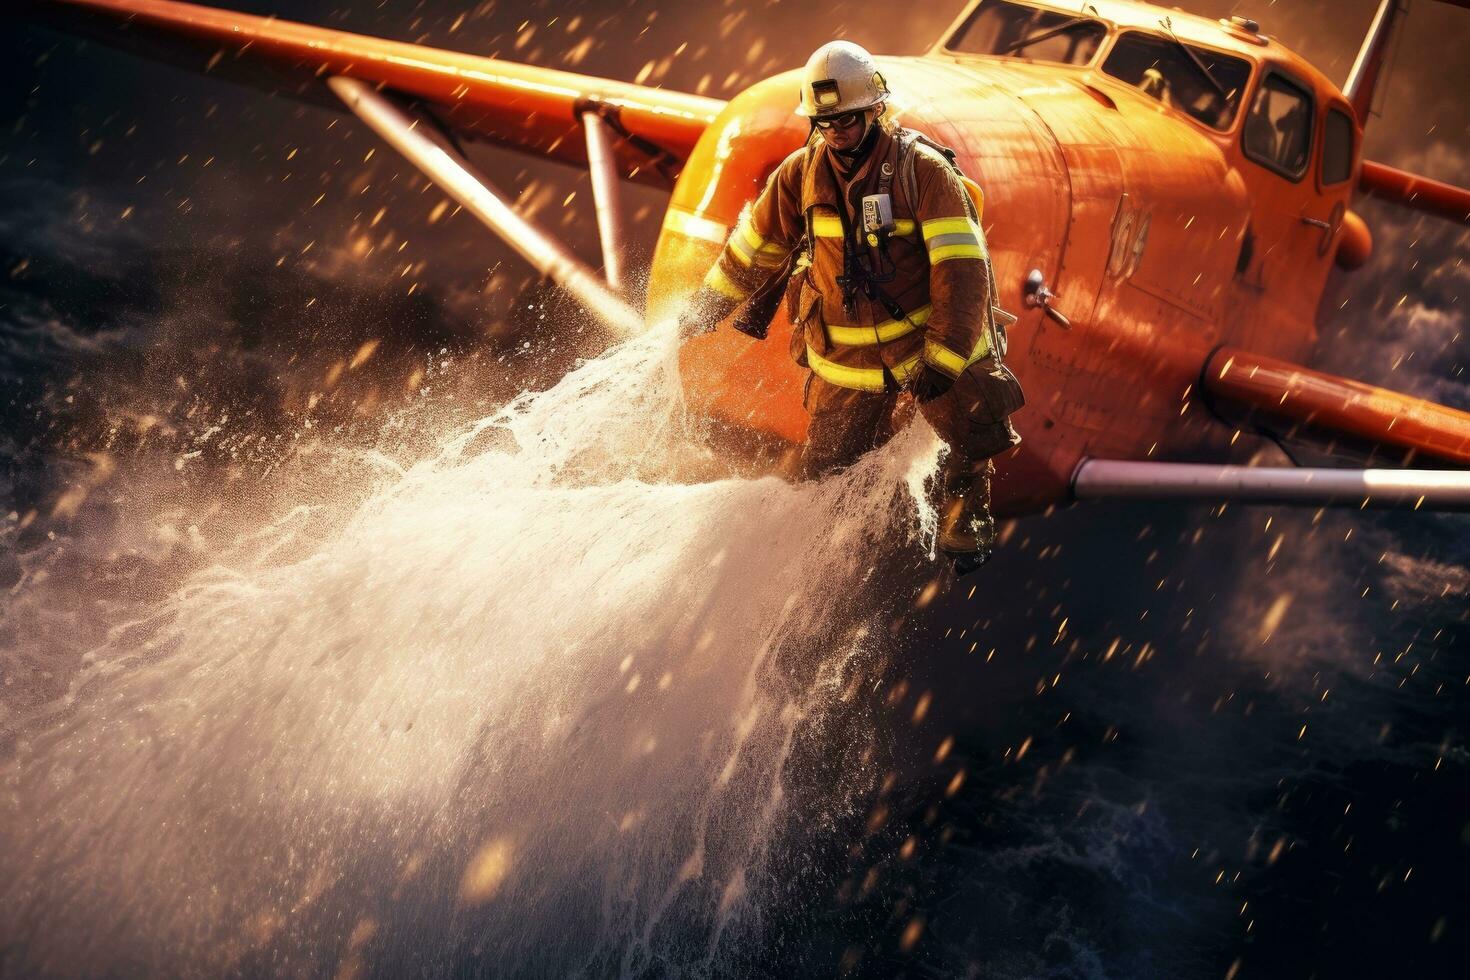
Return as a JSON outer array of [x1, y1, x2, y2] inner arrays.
[[785, 269, 823, 326]]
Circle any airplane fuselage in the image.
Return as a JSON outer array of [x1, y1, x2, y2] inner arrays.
[[652, 4, 1367, 514]]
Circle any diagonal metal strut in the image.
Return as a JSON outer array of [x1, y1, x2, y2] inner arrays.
[[1072, 460, 1470, 511], [328, 75, 643, 338], [581, 108, 628, 293]]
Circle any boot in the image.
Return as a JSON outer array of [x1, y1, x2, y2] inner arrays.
[[937, 458, 996, 573]]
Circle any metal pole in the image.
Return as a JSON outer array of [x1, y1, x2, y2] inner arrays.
[[327, 76, 644, 338], [1072, 460, 1470, 511], [581, 109, 627, 293]]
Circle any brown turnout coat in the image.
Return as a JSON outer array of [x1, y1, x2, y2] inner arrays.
[[700, 125, 1022, 466]]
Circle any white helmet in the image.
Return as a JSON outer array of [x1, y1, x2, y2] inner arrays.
[[795, 40, 888, 117]]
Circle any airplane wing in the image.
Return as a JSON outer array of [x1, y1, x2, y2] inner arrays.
[[28, 0, 731, 336], [1071, 347, 1470, 512], [30, 0, 725, 188], [1358, 160, 1470, 226]]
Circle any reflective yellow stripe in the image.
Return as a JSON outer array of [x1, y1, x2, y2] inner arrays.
[[814, 215, 913, 239], [753, 242, 790, 269], [728, 237, 755, 267], [970, 328, 993, 361], [662, 206, 729, 244], [922, 215, 984, 263], [928, 243, 985, 264], [807, 347, 885, 391], [826, 305, 932, 346], [924, 339, 968, 378], [740, 220, 765, 254], [891, 354, 923, 383], [812, 214, 843, 238], [704, 264, 749, 301], [726, 218, 766, 267], [921, 217, 975, 240], [924, 331, 993, 378], [807, 346, 922, 392]]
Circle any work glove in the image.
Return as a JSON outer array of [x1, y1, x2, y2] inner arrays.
[[675, 286, 732, 339], [910, 364, 956, 403], [676, 304, 713, 338]]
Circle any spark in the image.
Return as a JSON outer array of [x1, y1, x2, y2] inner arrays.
[[348, 339, 380, 371], [1258, 593, 1292, 644], [911, 691, 932, 724], [459, 837, 514, 905]]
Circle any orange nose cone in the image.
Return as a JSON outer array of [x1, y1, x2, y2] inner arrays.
[[649, 71, 812, 445]]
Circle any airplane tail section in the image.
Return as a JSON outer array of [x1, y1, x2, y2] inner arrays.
[[1346, 1, 1470, 226], [1342, 0, 1470, 124], [1343, 0, 1408, 124]]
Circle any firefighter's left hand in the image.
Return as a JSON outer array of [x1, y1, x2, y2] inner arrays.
[[911, 365, 956, 403]]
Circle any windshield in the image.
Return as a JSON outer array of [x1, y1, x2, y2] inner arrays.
[[947, 1, 1108, 66], [1101, 31, 1252, 131]]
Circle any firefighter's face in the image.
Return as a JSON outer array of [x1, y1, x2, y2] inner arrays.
[[816, 109, 870, 152]]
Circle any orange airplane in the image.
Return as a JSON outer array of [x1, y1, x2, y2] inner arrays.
[[25, 0, 1470, 517]]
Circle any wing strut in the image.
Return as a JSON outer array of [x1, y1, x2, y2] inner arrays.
[[1073, 460, 1470, 511], [327, 76, 644, 338], [580, 107, 629, 293]]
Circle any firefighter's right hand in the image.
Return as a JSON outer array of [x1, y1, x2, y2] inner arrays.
[[675, 287, 723, 338], [911, 365, 956, 403], [676, 304, 713, 338]]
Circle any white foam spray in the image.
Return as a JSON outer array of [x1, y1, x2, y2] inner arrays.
[[1, 322, 944, 977]]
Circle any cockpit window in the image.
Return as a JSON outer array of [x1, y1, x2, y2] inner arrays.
[[1101, 31, 1252, 131], [1243, 73, 1315, 180], [946, 1, 1107, 66], [1321, 107, 1354, 185]]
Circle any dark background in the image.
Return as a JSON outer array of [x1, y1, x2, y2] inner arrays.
[[3, 1, 1468, 977]]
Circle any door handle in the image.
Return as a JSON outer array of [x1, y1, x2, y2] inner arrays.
[[1301, 201, 1346, 256], [1023, 269, 1072, 329]]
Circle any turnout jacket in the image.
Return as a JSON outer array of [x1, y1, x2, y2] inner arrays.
[[701, 125, 996, 391]]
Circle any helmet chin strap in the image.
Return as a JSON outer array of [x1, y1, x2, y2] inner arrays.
[[831, 109, 881, 164]]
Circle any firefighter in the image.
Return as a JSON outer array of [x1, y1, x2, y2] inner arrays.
[[678, 40, 1022, 572]]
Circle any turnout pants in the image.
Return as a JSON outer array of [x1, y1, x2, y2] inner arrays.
[[798, 370, 1020, 552]]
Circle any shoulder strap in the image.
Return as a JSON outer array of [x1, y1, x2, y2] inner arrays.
[[898, 130, 922, 215], [900, 131, 978, 223], [799, 137, 819, 262]]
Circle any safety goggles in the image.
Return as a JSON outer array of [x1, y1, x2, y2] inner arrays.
[[813, 111, 864, 130]]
